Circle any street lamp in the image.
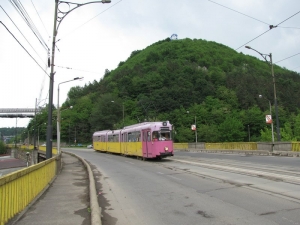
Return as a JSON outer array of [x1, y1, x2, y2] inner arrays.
[[245, 46, 280, 141], [57, 77, 82, 154], [111, 101, 125, 128], [33, 98, 47, 164], [187, 111, 197, 148], [46, 0, 111, 159], [259, 94, 275, 152]]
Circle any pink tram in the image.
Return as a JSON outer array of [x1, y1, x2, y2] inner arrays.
[[93, 121, 174, 159]]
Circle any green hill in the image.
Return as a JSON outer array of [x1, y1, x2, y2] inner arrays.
[[29, 38, 300, 144]]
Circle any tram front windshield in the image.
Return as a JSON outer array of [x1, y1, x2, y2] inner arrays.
[[152, 131, 171, 141]]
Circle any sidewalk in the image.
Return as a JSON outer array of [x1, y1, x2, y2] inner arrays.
[[11, 153, 91, 225], [0, 156, 27, 169]]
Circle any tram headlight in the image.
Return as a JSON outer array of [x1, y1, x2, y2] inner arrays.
[[164, 147, 168, 151]]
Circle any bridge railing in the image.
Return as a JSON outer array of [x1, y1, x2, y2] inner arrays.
[[175, 141, 300, 152], [0, 151, 61, 225]]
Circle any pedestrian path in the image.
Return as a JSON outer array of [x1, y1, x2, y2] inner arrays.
[[12, 153, 91, 225]]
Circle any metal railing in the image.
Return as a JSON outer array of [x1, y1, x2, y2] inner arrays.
[[0, 151, 60, 225]]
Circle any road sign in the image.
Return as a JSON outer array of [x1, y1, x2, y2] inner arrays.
[[191, 124, 196, 130], [266, 115, 272, 124]]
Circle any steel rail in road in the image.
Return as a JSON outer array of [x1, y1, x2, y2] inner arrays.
[[168, 157, 300, 185]]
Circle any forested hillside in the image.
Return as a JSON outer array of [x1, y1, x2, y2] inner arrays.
[[28, 38, 300, 144]]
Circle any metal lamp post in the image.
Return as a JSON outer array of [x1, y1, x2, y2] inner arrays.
[[122, 103, 124, 128], [245, 46, 280, 141], [187, 111, 197, 148], [111, 101, 125, 128], [259, 95, 275, 151], [57, 78, 82, 154], [46, 0, 111, 159]]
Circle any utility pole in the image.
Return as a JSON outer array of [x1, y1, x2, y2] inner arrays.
[[46, 0, 111, 159]]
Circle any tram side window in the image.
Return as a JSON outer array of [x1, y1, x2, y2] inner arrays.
[[108, 135, 114, 142], [128, 132, 140, 142], [100, 136, 105, 142], [152, 131, 159, 141], [114, 135, 119, 142]]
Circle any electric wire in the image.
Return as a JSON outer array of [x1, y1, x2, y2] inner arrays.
[[278, 26, 300, 29], [9, 0, 48, 52], [235, 29, 271, 51], [276, 10, 300, 26], [9, 0, 49, 52], [0, 6, 47, 67], [207, 0, 269, 25], [30, 0, 50, 37], [12, 0, 49, 50], [55, 65, 102, 74], [275, 53, 300, 64], [236, 10, 300, 51], [208, 0, 300, 30], [1, 21, 50, 78], [58, 0, 122, 42]]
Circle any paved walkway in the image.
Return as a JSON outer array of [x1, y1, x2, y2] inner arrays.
[[0, 156, 27, 169], [13, 153, 91, 225]]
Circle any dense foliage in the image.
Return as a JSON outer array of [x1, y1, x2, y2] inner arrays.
[[26, 38, 300, 144], [0, 141, 6, 154], [0, 127, 26, 144]]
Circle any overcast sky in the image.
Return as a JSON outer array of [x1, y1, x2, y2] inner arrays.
[[1, 0, 299, 128]]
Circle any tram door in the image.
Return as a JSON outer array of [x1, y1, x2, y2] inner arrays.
[[142, 129, 151, 158], [122, 132, 127, 154]]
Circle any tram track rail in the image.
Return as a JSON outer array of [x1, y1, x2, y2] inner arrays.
[[167, 156, 300, 185]]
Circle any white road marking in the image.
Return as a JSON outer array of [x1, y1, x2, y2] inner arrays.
[[167, 175, 181, 181], [157, 172, 164, 175]]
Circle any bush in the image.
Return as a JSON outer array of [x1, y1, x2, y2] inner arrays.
[[0, 141, 7, 155]]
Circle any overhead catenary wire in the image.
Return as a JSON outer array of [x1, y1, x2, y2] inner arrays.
[[1, 21, 50, 78], [208, 0, 300, 30], [9, 0, 49, 52], [0, 6, 47, 67], [207, 0, 269, 25], [235, 10, 300, 51], [275, 53, 300, 64], [30, 0, 50, 38], [55, 65, 102, 75]]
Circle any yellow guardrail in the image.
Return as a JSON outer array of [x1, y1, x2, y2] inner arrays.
[[0, 157, 57, 225], [205, 142, 258, 150], [7, 144, 58, 155], [38, 146, 58, 155], [291, 142, 300, 152], [7, 144, 34, 150], [173, 143, 188, 150]]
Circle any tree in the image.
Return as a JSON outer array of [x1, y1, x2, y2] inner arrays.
[[219, 115, 245, 142], [0, 141, 6, 155]]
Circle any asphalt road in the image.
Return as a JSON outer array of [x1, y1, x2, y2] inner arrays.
[[64, 148, 300, 225], [175, 151, 300, 169]]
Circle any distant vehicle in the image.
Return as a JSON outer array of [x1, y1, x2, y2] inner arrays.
[[41, 144, 46, 146], [77, 143, 83, 147], [87, 144, 93, 149]]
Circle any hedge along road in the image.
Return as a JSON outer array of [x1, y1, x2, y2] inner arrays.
[[64, 148, 300, 225]]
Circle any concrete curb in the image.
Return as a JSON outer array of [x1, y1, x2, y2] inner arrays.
[[63, 151, 102, 225]]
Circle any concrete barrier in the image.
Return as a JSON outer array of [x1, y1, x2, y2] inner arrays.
[[63, 151, 102, 225]]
